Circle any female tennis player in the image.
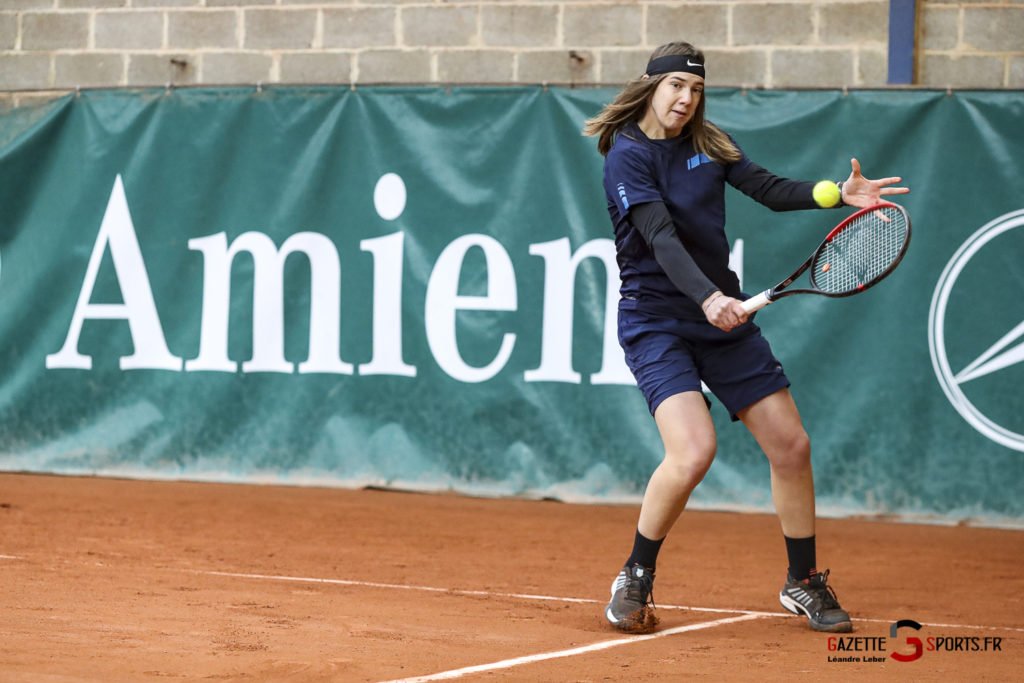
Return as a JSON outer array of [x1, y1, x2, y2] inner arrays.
[[583, 41, 909, 634]]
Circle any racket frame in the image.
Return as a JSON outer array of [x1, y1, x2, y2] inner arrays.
[[741, 202, 911, 314]]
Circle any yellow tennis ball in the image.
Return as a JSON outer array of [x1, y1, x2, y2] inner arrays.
[[813, 180, 841, 208]]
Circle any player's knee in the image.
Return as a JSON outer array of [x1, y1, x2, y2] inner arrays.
[[664, 438, 716, 482], [768, 429, 811, 474]]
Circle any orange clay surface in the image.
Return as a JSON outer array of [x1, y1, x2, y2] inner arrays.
[[1, 472, 1021, 681]]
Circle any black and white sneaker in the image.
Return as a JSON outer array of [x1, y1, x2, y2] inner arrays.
[[779, 569, 853, 633], [605, 564, 658, 633]]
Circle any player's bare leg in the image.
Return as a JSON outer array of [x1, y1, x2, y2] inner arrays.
[[740, 388, 853, 632], [738, 388, 814, 537], [605, 391, 715, 633], [639, 391, 718, 540]]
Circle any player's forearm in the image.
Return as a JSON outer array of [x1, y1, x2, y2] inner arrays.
[[630, 201, 719, 304], [730, 162, 818, 211]]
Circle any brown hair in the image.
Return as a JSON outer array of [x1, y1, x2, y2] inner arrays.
[[583, 42, 741, 162]]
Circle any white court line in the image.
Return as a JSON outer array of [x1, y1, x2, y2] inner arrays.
[[200, 570, 780, 618], [198, 570, 1024, 634], [380, 613, 766, 682], [0, 554, 23, 560]]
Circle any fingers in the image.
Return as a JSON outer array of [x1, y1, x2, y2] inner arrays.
[[872, 176, 903, 186], [844, 168, 910, 205], [857, 170, 909, 195], [849, 159, 910, 189], [705, 297, 747, 331]]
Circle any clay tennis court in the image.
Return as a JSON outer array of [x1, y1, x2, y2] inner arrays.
[[2, 472, 1020, 680]]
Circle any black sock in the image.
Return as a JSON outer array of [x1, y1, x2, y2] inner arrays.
[[626, 529, 664, 572], [784, 535, 816, 581]]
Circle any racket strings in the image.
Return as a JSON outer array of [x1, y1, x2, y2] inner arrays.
[[811, 206, 909, 295]]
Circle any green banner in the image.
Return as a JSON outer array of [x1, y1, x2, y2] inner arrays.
[[1, 87, 1021, 525]]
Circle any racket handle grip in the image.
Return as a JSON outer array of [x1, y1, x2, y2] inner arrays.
[[741, 291, 772, 314]]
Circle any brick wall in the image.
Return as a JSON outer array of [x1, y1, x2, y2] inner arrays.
[[920, 1, 1024, 88], [0, 0, 1021, 102]]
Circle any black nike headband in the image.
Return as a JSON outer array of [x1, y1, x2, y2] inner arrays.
[[645, 55, 706, 79]]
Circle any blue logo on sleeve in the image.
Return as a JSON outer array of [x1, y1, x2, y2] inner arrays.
[[687, 153, 711, 170], [617, 183, 630, 210]]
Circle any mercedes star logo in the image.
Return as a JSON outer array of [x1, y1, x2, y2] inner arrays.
[[929, 209, 1024, 452]]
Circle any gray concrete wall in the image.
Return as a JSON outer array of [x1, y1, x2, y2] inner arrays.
[[0, 0, 1021, 102]]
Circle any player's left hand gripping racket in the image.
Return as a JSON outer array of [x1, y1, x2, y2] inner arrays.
[[741, 202, 911, 314]]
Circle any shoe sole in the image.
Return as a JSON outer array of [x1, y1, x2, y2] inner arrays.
[[605, 604, 659, 634], [606, 572, 659, 634], [779, 592, 853, 633]]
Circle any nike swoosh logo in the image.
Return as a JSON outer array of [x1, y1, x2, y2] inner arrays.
[[687, 60, 702, 67]]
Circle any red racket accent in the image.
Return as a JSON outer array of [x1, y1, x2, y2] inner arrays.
[[809, 203, 910, 296], [822, 202, 895, 242]]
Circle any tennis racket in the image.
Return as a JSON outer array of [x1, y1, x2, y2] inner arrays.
[[741, 202, 911, 314]]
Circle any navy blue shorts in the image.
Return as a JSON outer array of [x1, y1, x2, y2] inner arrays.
[[618, 307, 790, 420]]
